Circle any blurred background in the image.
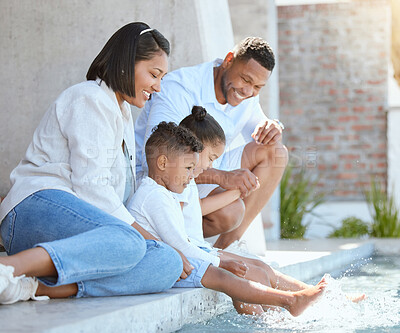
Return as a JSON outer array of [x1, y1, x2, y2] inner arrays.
[[0, 0, 398, 245]]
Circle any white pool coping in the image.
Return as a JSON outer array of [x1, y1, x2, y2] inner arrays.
[[1, 238, 397, 333]]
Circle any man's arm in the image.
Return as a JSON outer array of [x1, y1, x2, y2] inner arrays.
[[196, 168, 259, 199], [251, 118, 283, 145], [241, 101, 283, 146]]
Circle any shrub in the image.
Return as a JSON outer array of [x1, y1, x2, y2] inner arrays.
[[328, 217, 370, 238], [280, 164, 325, 239], [366, 179, 400, 237]]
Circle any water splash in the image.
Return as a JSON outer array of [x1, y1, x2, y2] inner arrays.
[[180, 256, 400, 332], [255, 273, 400, 332]]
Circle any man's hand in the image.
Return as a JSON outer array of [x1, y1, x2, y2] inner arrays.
[[251, 119, 283, 145], [219, 259, 248, 278], [174, 248, 194, 281], [219, 169, 260, 199]]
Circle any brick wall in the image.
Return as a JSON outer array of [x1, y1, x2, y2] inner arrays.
[[278, 0, 390, 200]]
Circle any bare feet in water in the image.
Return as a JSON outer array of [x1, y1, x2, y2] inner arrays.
[[287, 277, 327, 317], [347, 293, 367, 303]]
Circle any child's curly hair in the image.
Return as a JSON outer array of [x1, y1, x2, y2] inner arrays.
[[145, 121, 204, 161]]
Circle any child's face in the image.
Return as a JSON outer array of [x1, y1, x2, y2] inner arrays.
[[164, 152, 199, 193], [194, 142, 225, 178]]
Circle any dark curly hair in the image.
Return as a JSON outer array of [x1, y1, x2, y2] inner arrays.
[[179, 106, 225, 147], [145, 122, 204, 162], [233, 37, 275, 72]]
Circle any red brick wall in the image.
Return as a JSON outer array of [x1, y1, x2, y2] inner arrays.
[[278, 0, 390, 200]]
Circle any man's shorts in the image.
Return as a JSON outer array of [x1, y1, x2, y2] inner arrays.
[[197, 144, 246, 199], [173, 257, 211, 288]]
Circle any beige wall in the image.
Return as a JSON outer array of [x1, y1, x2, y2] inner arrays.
[[0, 0, 233, 196]]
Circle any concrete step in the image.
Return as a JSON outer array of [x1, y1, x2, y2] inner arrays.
[[0, 239, 376, 333]]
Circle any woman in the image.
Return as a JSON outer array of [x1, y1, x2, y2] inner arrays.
[[0, 22, 182, 304]]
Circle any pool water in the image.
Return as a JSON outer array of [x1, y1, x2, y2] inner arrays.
[[179, 255, 400, 332]]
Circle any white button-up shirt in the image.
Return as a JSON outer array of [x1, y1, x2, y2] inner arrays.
[[0, 80, 136, 230]]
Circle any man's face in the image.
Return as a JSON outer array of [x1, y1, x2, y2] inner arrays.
[[220, 57, 271, 107]]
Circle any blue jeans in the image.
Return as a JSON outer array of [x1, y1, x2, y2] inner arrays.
[[0, 190, 182, 298]]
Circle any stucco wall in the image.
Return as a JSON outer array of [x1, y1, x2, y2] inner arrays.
[[0, 0, 233, 196]]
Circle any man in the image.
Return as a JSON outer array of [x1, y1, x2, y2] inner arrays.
[[135, 37, 288, 249]]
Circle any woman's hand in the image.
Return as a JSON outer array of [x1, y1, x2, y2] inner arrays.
[[219, 259, 248, 278], [174, 248, 194, 281]]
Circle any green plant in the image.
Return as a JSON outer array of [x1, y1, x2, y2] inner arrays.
[[328, 217, 370, 238], [280, 164, 325, 239], [366, 179, 400, 237]]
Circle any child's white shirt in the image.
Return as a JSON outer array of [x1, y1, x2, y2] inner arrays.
[[176, 179, 213, 250], [127, 176, 220, 267]]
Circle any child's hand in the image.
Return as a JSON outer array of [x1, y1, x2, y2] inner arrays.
[[219, 259, 248, 278], [173, 248, 194, 281]]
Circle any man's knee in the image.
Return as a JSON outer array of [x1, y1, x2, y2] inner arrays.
[[243, 141, 288, 171], [265, 142, 289, 168], [207, 198, 245, 234], [224, 198, 245, 231]]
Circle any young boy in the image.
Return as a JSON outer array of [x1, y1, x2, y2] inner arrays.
[[127, 121, 326, 317]]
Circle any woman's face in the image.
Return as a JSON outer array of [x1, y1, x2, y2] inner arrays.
[[117, 51, 168, 108], [194, 141, 225, 178]]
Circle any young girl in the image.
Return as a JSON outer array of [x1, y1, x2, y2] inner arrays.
[[0, 22, 182, 305], [178, 106, 366, 314]]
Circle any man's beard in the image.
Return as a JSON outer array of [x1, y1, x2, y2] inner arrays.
[[220, 71, 228, 104]]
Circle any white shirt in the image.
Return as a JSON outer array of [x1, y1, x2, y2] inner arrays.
[[0, 80, 136, 228], [127, 177, 220, 267], [179, 179, 212, 250], [134, 59, 267, 178]]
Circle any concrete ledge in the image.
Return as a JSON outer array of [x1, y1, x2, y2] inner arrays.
[[371, 238, 400, 255], [0, 288, 230, 333], [0, 239, 380, 332], [264, 239, 375, 281]]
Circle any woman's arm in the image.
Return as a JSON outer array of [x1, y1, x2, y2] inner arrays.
[[200, 189, 241, 216], [131, 222, 158, 240]]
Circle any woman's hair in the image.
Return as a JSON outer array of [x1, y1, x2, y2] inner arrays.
[[86, 22, 170, 97], [179, 106, 226, 146]]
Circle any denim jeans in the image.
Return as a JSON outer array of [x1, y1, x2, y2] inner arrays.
[[0, 190, 182, 298]]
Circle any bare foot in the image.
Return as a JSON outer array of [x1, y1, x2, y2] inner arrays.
[[287, 278, 327, 317], [346, 293, 367, 303]]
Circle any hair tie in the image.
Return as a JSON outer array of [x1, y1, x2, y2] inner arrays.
[[140, 28, 153, 36]]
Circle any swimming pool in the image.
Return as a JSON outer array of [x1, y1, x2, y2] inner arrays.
[[179, 255, 400, 332]]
